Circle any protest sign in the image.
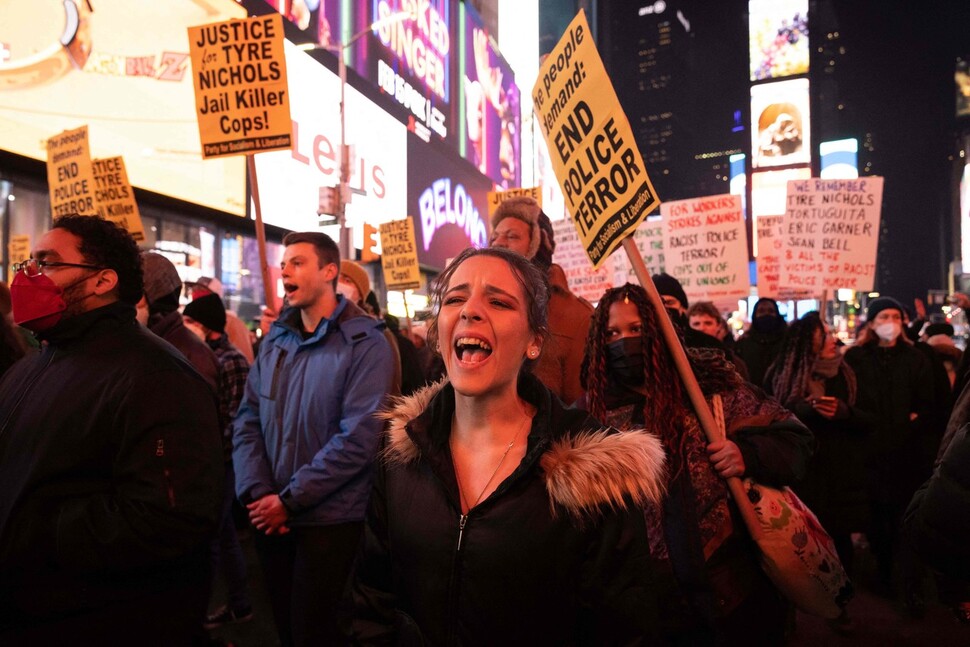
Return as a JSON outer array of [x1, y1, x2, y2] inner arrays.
[[551, 218, 613, 303], [661, 194, 750, 306], [611, 218, 666, 287], [7, 235, 30, 284], [755, 215, 784, 299], [533, 10, 659, 269], [46, 125, 99, 217], [486, 187, 542, 214], [92, 156, 146, 242], [188, 13, 292, 158], [380, 217, 421, 291], [780, 177, 884, 293]]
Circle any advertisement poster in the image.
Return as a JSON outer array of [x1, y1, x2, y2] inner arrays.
[[188, 13, 292, 158], [749, 0, 809, 81], [46, 126, 99, 218], [533, 10, 659, 269], [0, 0, 247, 216], [92, 156, 147, 242], [253, 41, 407, 239], [462, 3, 521, 188], [380, 217, 421, 290], [751, 78, 811, 170], [661, 194, 750, 306], [780, 177, 884, 293], [407, 133, 491, 270]]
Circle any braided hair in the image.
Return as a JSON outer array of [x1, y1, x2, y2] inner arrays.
[[582, 284, 692, 469], [766, 311, 856, 405]]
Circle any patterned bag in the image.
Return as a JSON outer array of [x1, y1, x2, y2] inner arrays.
[[712, 395, 853, 619]]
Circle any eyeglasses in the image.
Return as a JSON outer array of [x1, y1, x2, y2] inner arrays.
[[13, 258, 105, 277]]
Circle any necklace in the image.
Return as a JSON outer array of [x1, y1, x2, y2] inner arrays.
[[451, 413, 531, 513]]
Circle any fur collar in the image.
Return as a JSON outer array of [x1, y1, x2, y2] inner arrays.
[[380, 379, 666, 523]]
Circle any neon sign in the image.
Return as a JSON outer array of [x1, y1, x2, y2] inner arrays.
[[418, 178, 488, 251]]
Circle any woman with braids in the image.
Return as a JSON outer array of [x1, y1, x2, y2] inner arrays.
[[764, 312, 870, 576], [351, 250, 665, 644], [579, 283, 814, 646]]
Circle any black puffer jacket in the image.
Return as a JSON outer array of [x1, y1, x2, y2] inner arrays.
[[0, 302, 223, 633], [351, 373, 666, 645]]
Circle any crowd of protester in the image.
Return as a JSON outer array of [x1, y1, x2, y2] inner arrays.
[[2, 207, 970, 644]]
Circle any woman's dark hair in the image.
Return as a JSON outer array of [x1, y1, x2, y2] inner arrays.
[[52, 215, 143, 305], [766, 311, 856, 405], [426, 247, 549, 370]]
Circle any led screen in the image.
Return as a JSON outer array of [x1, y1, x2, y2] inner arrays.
[[751, 78, 811, 169], [749, 0, 809, 81], [0, 0, 247, 216]]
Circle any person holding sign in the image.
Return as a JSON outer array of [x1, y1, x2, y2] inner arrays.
[[351, 247, 664, 644], [489, 196, 593, 405], [579, 284, 813, 645]]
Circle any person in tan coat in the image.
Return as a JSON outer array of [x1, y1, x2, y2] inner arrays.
[[489, 196, 592, 405]]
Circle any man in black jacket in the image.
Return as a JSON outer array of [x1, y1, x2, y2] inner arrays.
[[0, 215, 223, 643]]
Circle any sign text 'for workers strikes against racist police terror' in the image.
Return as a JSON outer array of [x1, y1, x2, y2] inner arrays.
[[532, 10, 659, 270]]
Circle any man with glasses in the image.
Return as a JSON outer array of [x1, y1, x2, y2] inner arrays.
[[0, 215, 223, 643]]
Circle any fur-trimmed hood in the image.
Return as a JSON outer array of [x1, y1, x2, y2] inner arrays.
[[380, 378, 666, 523]]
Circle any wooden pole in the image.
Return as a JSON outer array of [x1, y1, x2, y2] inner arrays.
[[621, 237, 763, 538], [820, 289, 829, 323], [247, 155, 277, 312], [402, 289, 413, 337]]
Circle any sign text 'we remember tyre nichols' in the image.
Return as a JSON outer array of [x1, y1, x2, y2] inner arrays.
[[532, 10, 659, 270]]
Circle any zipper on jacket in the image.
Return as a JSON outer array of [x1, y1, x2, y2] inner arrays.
[[456, 513, 467, 552]]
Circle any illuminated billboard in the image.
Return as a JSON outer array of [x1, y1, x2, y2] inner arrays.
[[0, 0, 247, 216], [820, 138, 859, 179], [750, 167, 811, 256], [751, 78, 811, 169], [407, 132, 491, 270], [460, 2, 521, 188], [252, 41, 407, 236], [749, 0, 809, 81]]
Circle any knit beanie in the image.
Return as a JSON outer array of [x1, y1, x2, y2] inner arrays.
[[183, 293, 226, 334], [865, 296, 905, 322], [340, 260, 371, 300], [652, 273, 689, 310], [490, 197, 541, 260], [141, 252, 182, 313]]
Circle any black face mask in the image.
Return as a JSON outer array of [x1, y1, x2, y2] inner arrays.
[[752, 314, 783, 333], [607, 337, 645, 387], [666, 308, 689, 330]]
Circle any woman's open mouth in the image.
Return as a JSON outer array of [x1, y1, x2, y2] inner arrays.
[[454, 336, 493, 364]]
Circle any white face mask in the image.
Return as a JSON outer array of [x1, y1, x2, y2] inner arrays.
[[875, 321, 901, 342], [336, 281, 360, 304]]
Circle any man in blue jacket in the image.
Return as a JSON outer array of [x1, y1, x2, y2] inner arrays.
[[233, 231, 394, 646]]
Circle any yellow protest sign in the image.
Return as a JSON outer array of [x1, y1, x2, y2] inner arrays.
[[46, 125, 99, 217], [7, 235, 30, 284], [532, 10, 659, 269], [188, 13, 292, 158], [487, 187, 543, 214], [92, 157, 146, 243], [380, 217, 421, 291]]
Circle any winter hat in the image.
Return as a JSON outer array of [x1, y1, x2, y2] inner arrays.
[[490, 197, 541, 260], [141, 252, 182, 309], [924, 322, 954, 338], [194, 276, 224, 298], [340, 260, 370, 300], [865, 296, 905, 323], [183, 293, 226, 334], [652, 273, 689, 310]]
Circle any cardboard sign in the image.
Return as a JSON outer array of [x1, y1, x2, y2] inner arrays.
[[551, 217, 612, 303], [46, 125, 99, 217], [7, 235, 30, 284], [380, 217, 421, 291], [532, 10, 659, 269], [92, 157, 146, 243], [661, 194, 750, 306], [780, 177, 884, 293], [188, 14, 292, 158], [755, 215, 784, 299], [611, 218, 666, 287], [486, 187, 542, 214]]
